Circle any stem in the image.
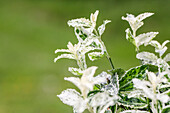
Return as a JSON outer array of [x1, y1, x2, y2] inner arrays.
[[94, 28, 115, 70], [133, 30, 136, 37], [87, 103, 94, 113], [106, 55, 115, 70], [98, 38, 115, 70]]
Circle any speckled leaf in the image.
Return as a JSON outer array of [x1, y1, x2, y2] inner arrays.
[[119, 65, 148, 92]]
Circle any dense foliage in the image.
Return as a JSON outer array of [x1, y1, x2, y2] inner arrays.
[[55, 10, 170, 113]]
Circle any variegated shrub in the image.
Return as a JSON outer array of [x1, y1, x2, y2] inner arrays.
[[54, 10, 170, 113]]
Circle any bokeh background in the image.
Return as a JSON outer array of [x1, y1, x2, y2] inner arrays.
[[0, 0, 170, 113]]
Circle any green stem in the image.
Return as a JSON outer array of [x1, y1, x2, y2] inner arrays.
[[98, 38, 115, 70], [107, 55, 115, 70], [94, 28, 115, 70]]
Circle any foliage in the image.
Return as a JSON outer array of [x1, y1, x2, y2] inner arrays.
[[54, 10, 170, 113]]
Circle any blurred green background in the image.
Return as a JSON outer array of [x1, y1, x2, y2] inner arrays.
[[0, 0, 170, 113]]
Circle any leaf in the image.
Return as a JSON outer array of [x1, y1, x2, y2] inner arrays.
[[93, 71, 109, 84], [125, 28, 136, 46], [155, 46, 167, 57], [122, 14, 144, 32], [57, 89, 87, 113], [128, 90, 146, 98], [136, 52, 158, 63], [162, 40, 170, 47], [164, 53, 170, 62], [146, 64, 158, 72], [135, 32, 159, 48], [88, 52, 104, 61], [98, 20, 111, 35], [66, 66, 98, 98], [150, 40, 169, 57], [89, 92, 118, 113], [156, 94, 169, 103], [132, 78, 154, 99], [55, 49, 70, 54], [119, 65, 148, 92], [68, 18, 91, 27], [119, 110, 149, 113], [83, 66, 98, 79], [74, 27, 89, 42], [54, 54, 75, 62], [149, 40, 161, 48], [90, 10, 99, 28], [87, 90, 102, 97], [68, 67, 83, 76], [64, 77, 81, 90], [109, 68, 125, 92], [109, 68, 125, 78], [162, 105, 170, 113], [122, 13, 154, 32], [136, 12, 154, 22], [118, 97, 148, 109]]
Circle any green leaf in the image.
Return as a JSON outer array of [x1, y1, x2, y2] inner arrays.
[[119, 65, 148, 92], [146, 64, 158, 72], [110, 104, 117, 113], [109, 68, 125, 78], [88, 52, 105, 61], [87, 90, 102, 97], [118, 97, 147, 109], [162, 106, 170, 113]]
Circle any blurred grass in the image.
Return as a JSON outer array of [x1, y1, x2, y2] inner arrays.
[[0, 0, 170, 113]]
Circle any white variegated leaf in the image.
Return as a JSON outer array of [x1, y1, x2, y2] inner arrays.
[[67, 42, 81, 54], [98, 20, 111, 36], [122, 14, 144, 32], [164, 53, 170, 62], [132, 78, 154, 100], [122, 14, 140, 32], [162, 40, 170, 47], [159, 84, 170, 89], [136, 12, 154, 22], [150, 40, 169, 56], [135, 32, 159, 47], [68, 67, 83, 76], [65, 66, 98, 98], [136, 52, 158, 63], [155, 46, 167, 57], [82, 66, 98, 79], [90, 10, 99, 28], [89, 92, 117, 113], [68, 18, 91, 27], [149, 40, 161, 48], [128, 90, 146, 98], [157, 58, 170, 69], [64, 77, 81, 90], [147, 72, 157, 86], [120, 110, 149, 113], [122, 13, 154, 32], [88, 52, 104, 61], [162, 89, 170, 95], [93, 72, 110, 84], [55, 49, 70, 54], [156, 94, 169, 103], [57, 89, 87, 113], [54, 54, 75, 62], [125, 28, 136, 45]]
